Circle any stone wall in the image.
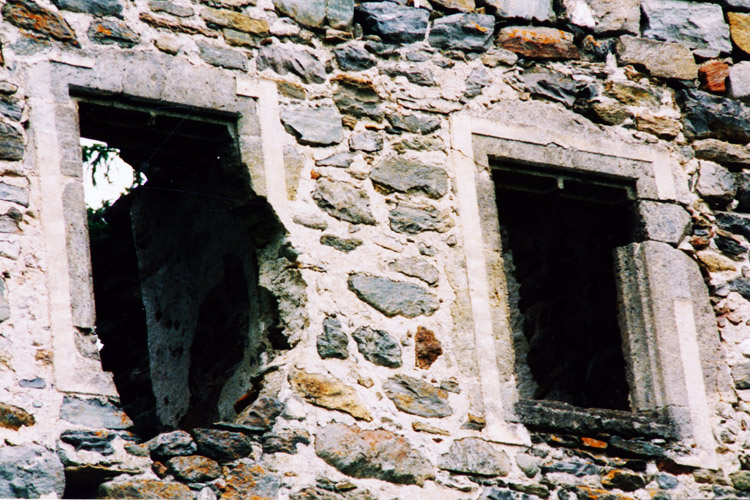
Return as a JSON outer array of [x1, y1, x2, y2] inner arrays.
[[2, 0, 750, 498]]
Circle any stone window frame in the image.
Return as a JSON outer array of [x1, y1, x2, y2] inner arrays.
[[25, 53, 289, 400], [450, 112, 719, 468]]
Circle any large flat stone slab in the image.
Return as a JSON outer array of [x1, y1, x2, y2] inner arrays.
[[348, 273, 438, 318], [642, 0, 731, 54]]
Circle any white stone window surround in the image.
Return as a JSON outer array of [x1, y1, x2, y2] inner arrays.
[[450, 110, 720, 468], [24, 53, 288, 400]]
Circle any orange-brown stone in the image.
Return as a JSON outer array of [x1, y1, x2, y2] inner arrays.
[[2, 0, 79, 46], [98, 479, 192, 499], [0, 402, 34, 430], [496, 26, 579, 60], [699, 60, 730, 93], [729, 12, 750, 56], [581, 437, 608, 449], [415, 326, 443, 369]]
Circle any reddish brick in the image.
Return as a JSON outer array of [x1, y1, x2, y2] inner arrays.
[[496, 27, 579, 60], [699, 60, 730, 93]]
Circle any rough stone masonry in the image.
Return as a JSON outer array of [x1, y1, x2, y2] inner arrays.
[[2, 0, 750, 498]]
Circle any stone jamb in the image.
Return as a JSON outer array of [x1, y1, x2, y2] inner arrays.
[[450, 112, 717, 467]]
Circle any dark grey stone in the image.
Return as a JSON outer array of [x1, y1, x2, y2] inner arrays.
[[737, 172, 750, 213], [234, 396, 284, 431], [383, 374, 452, 417], [334, 44, 377, 71], [0, 99, 23, 122], [733, 362, 750, 389], [697, 160, 736, 203], [191, 428, 253, 462], [198, 42, 247, 70], [428, 13, 494, 52], [389, 204, 449, 234], [352, 326, 402, 367], [523, 68, 578, 107], [716, 231, 747, 257], [313, 178, 375, 224], [348, 273, 438, 318], [60, 395, 133, 430], [383, 64, 436, 86], [0, 445, 64, 499], [261, 429, 311, 454], [716, 212, 750, 240], [350, 130, 382, 152], [316, 152, 355, 168], [87, 19, 140, 48], [387, 112, 440, 134], [0, 122, 24, 161], [148, 430, 198, 460], [321, 234, 363, 252], [677, 89, 750, 143], [0, 182, 28, 207], [642, 0, 731, 54], [438, 438, 510, 477], [333, 78, 384, 122], [465, 66, 490, 99], [52, 0, 122, 17], [60, 429, 118, 455], [354, 2, 429, 44], [389, 257, 439, 285], [317, 316, 349, 359], [257, 44, 326, 84], [370, 155, 448, 199], [608, 436, 667, 458], [18, 377, 45, 389], [282, 106, 344, 147]]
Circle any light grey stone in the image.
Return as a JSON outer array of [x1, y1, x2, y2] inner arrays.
[[561, 0, 639, 34], [348, 273, 438, 318], [318, 316, 349, 359], [730, 62, 750, 102], [465, 66, 490, 99], [293, 212, 328, 230], [354, 2, 429, 44], [52, 0, 122, 17], [389, 203, 451, 234], [428, 13, 495, 52], [333, 77, 384, 122], [387, 112, 441, 134], [733, 362, 750, 389], [515, 453, 539, 478], [0, 445, 65, 499], [273, 0, 326, 27], [0, 280, 8, 323], [257, 44, 326, 84], [281, 106, 344, 147], [438, 438, 510, 476], [313, 178, 375, 224], [389, 257, 439, 286], [642, 0, 731, 54], [616, 35, 698, 80], [350, 130, 382, 152], [352, 326, 402, 367], [60, 395, 134, 429], [149, 1, 192, 17], [370, 155, 448, 198], [384, 64, 436, 86], [696, 160, 737, 202], [383, 374, 453, 417], [523, 67, 577, 107], [316, 152, 355, 168], [321, 233, 363, 252], [481, 0, 553, 22], [197, 42, 247, 70], [638, 201, 691, 244], [327, 0, 354, 29], [727, 0, 750, 8]]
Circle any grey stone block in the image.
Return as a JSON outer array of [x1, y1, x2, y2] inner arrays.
[[60, 395, 134, 429], [369, 155, 448, 199], [730, 61, 750, 102], [428, 13, 495, 52], [51, 0, 122, 17], [312, 178, 375, 224], [348, 273, 438, 318], [0, 445, 65, 498], [561, 0, 640, 34], [197, 42, 247, 71], [354, 2, 429, 44], [438, 438, 510, 476], [482, 0, 553, 22], [352, 326, 402, 367], [642, 0, 731, 54], [0, 182, 28, 207], [638, 201, 691, 244], [281, 106, 344, 147], [696, 160, 737, 203], [677, 89, 750, 143]]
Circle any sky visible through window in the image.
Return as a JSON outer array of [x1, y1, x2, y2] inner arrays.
[[82, 138, 143, 209]]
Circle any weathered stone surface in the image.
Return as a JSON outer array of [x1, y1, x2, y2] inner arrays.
[[642, 0, 731, 54], [166, 455, 221, 483], [3, 0, 79, 47], [656, 473, 679, 489], [389, 203, 451, 234], [733, 362, 750, 389], [201, 7, 269, 34], [315, 423, 434, 485], [350, 130, 382, 152], [52, 0, 122, 16], [333, 75, 383, 122], [697, 160, 737, 202], [483, 0, 553, 21], [354, 2, 429, 44], [88, 19, 140, 48], [99, 479, 193, 499], [730, 61, 750, 101], [387, 112, 440, 134], [496, 27, 578, 60], [281, 106, 344, 147], [273, 0, 326, 27], [0, 445, 64, 499], [234, 396, 283, 431], [637, 201, 690, 244], [327, 0, 354, 29], [616, 35, 697, 80], [317, 152, 356, 169], [608, 436, 667, 458], [257, 44, 326, 84], [465, 66, 490, 99], [140, 12, 217, 37], [438, 438, 509, 477], [321, 234, 363, 252], [384, 64, 436, 86], [561, 0, 639, 34], [604, 80, 661, 108], [415, 326, 443, 369], [523, 67, 578, 107], [389, 257, 439, 286], [290, 370, 372, 420], [318, 316, 349, 360], [730, 12, 750, 56], [60, 429, 120, 454], [60, 395, 133, 429], [313, 178, 375, 224], [149, 1, 192, 17], [352, 326, 402, 368], [197, 42, 247, 70], [601, 469, 646, 491], [428, 13, 494, 52], [261, 429, 310, 454], [694, 139, 750, 167], [732, 471, 750, 491], [431, 0, 474, 12], [0, 183, 27, 207], [383, 374, 452, 418], [678, 89, 750, 143], [348, 273, 438, 318], [370, 156, 448, 199], [293, 212, 328, 230], [334, 44, 376, 71], [191, 428, 253, 462], [147, 430, 198, 459], [636, 111, 680, 139], [700, 61, 730, 93], [717, 212, 750, 240], [0, 402, 34, 430]]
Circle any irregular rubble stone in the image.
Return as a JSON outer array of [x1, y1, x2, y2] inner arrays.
[[483, 0, 553, 22], [383, 64, 436, 86], [636, 111, 679, 139], [730, 61, 750, 101], [370, 155, 448, 198], [149, 1, 192, 17], [561, 0, 639, 34], [281, 106, 344, 147], [333, 76, 384, 122], [313, 178, 375, 224], [389, 257, 439, 286], [354, 2, 429, 44], [272, 0, 326, 28], [327, 0, 354, 29], [575, 486, 633, 500], [60, 395, 133, 429], [605, 80, 661, 108], [334, 44, 376, 71], [261, 429, 311, 454], [383, 374, 453, 417], [438, 437, 510, 476], [234, 396, 284, 431], [18, 377, 45, 388], [290, 487, 341, 500], [257, 44, 326, 84], [637, 201, 690, 244], [139, 12, 217, 37], [607, 436, 667, 458], [166, 455, 221, 482], [321, 234, 363, 252], [88, 19, 140, 48], [465, 66, 490, 99], [656, 473, 679, 489], [389, 203, 451, 234], [315, 423, 435, 485], [350, 130, 382, 152], [699, 60, 730, 93], [516, 453, 539, 478], [415, 326, 443, 368], [732, 362, 750, 389], [0, 402, 34, 430], [2, 0, 79, 47], [318, 316, 349, 359], [428, 13, 495, 52], [60, 429, 120, 454], [393, 136, 444, 153], [352, 326, 402, 367], [601, 469, 646, 491], [0, 122, 24, 162], [431, 0, 474, 12], [496, 27, 579, 60], [290, 369, 372, 421], [99, 479, 193, 499], [223, 462, 282, 500], [293, 212, 328, 230], [387, 112, 440, 134], [717, 212, 750, 240], [148, 430, 198, 460], [693, 139, 750, 167], [316, 152, 355, 168], [348, 273, 439, 318], [523, 67, 578, 107], [191, 428, 253, 462], [715, 229, 747, 256], [642, 0, 731, 54], [198, 42, 247, 70], [677, 89, 750, 143], [52, 0, 122, 16], [200, 7, 269, 34], [730, 12, 750, 56], [732, 471, 750, 491], [482, 46, 519, 67], [697, 160, 738, 203], [696, 249, 737, 272], [0, 445, 64, 499], [616, 35, 697, 80], [541, 460, 600, 476]]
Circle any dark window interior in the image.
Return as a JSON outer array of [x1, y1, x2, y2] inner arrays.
[[493, 163, 638, 411]]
